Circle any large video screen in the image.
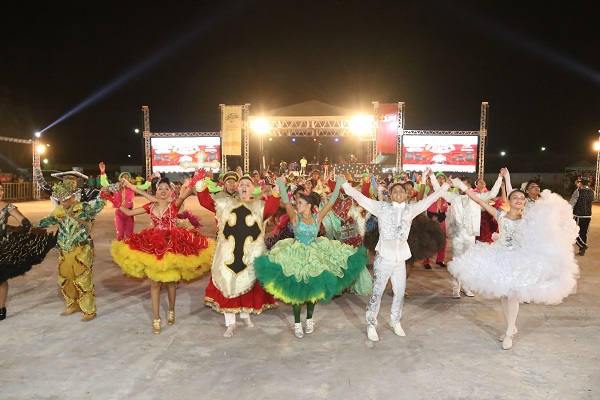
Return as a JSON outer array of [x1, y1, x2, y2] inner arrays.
[[401, 135, 478, 173], [150, 137, 221, 173]]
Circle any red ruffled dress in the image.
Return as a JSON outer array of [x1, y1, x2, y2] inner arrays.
[[111, 202, 215, 282]]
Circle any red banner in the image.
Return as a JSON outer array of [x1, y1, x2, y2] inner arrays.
[[376, 103, 398, 154]]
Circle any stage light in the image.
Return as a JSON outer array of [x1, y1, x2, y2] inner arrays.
[[134, 129, 140, 134], [500, 151, 506, 156], [313, 138, 317, 142], [292, 138, 296, 142], [334, 138, 339, 142], [37, 145, 46, 154], [34, 132, 41, 138], [250, 118, 270, 135], [268, 137, 273, 141], [350, 115, 374, 135], [541, 147, 546, 151], [42, 159, 48, 164], [128, 154, 131, 158]]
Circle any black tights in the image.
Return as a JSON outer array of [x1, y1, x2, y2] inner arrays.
[[293, 302, 315, 323]]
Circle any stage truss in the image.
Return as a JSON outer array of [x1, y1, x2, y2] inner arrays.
[[143, 102, 489, 179], [142, 106, 220, 179], [379, 101, 489, 179], [0, 135, 42, 199]]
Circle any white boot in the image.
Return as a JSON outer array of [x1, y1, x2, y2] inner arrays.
[[294, 323, 304, 339], [305, 318, 315, 334], [367, 326, 379, 342], [390, 321, 406, 337]]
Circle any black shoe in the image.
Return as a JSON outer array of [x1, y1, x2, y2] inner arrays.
[[423, 263, 432, 269], [437, 262, 448, 268], [0, 307, 6, 321], [578, 248, 586, 256]]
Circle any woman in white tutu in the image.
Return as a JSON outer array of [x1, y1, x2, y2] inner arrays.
[[447, 178, 579, 350]]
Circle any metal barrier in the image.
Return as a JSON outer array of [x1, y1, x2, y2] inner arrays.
[[1, 182, 35, 202]]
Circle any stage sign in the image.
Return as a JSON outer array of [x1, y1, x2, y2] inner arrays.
[[150, 137, 221, 173], [377, 103, 398, 154], [222, 106, 243, 156], [401, 135, 478, 173]]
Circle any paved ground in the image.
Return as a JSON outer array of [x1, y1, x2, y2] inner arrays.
[[1, 197, 599, 400]]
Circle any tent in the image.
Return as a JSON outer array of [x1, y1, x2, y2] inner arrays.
[[565, 159, 596, 174]]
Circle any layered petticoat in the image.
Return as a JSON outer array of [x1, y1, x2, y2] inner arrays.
[[111, 227, 215, 282], [0, 231, 57, 283], [448, 190, 579, 304], [254, 237, 369, 305]]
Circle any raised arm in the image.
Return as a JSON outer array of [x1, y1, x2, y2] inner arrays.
[[479, 168, 505, 201], [504, 167, 513, 194], [341, 181, 382, 216], [122, 177, 157, 202], [276, 177, 297, 224], [317, 176, 344, 225], [450, 178, 496, 217]]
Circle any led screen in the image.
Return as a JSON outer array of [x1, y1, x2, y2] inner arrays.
[[401, 135, 478, 173], [150, 137, 221, 173]]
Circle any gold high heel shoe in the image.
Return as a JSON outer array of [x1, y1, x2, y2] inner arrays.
[[153, 318, 162, 334], [167, 310, 175, 326]]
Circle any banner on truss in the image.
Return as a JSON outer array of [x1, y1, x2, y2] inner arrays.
[[221, 106, 243, 155], [376, 103, 398, 154]]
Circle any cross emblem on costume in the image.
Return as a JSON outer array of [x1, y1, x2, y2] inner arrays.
[[179, 150, 220, 171], [223, 204, 262, 274], [340, 223, 357, 240]]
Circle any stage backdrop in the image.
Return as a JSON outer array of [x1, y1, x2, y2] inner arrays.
[[402, 134, 478, 173], [150, 137, 221, 173]]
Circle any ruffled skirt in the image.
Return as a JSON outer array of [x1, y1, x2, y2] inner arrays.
[[111, 227, 215, 282], [254, 237, 369, 304], [204, 278, 278, 314], [0, 231, 57, 283], [448, 190, 579, 304]]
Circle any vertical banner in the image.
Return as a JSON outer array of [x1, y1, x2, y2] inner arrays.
[[222, 106, 243, 156], [377, 103, 399, 154]]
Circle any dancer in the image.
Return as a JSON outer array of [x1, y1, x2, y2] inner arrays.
[[0, 183, 56, 321], [421, 172, 450, 269], [254, 177, 368, 338], [473, 177, 501, 243], [110, 174, 214, 333], [33, 178, 108, 321], [448, 180, 579, 350], [99, 163, 151, 240], [33, 163, 100, 205], [342, 169, 450, 341], [430, 169, 505, 298], [570, 177, 594, 256], [197, 172, 280, 337]]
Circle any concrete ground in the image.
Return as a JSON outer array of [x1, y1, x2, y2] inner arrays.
[[1, 197, 599, 400]]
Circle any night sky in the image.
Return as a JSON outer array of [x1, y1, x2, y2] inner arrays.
[[0, 1, 598, 172]]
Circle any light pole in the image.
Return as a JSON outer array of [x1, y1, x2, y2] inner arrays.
[[594, 130, 600, 201]]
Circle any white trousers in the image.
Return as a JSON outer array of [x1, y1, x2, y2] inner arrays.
[[224, 312, 250, 326], [366, 255, 406, 328], [451, 234, 476, 291]]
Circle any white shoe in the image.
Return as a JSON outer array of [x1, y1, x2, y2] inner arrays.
[[452, 288, 461, 299], [223, 324, 235, 338], [242, 317, 254, 327], [367, 326, 379, 342], [502, 336, 513, 350], [499, 327, 518, 342], [390, 321, 406, 337], [305, 318, 315, 334], [461, 289, 475, 297], [294, 323, 304, 339]]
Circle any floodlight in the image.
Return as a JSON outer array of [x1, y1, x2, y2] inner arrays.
[[250, 118, 270, 135]]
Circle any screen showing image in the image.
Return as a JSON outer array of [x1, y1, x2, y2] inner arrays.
[[150, 137, 221, 173], [401, 135, 478, 173]]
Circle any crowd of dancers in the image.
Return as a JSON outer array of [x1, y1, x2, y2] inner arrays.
[[0, 162, 586, 351]]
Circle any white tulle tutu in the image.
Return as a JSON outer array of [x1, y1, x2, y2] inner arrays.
[[448, 190, 579, 304]]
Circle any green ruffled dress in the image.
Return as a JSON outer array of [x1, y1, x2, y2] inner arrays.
[[254, 213, 369, 305]]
